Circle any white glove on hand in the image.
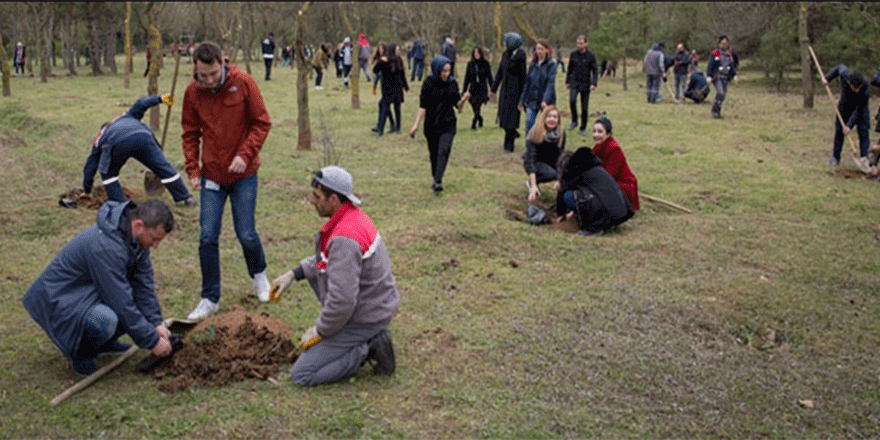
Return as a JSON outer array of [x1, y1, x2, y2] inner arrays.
[[300, 326, 323, 351], [270, 270, 294, 302]]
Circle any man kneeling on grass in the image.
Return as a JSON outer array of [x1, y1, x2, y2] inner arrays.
[[22, 200, 173, 376], [270, 166, 399, 385]]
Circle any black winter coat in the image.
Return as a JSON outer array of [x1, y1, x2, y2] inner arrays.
[[566, 49, 598, 91], [373, 60, 409, 104], [463, 59, 493, 105], [557, 147, 634, 233], [420, 76, 462, 137], [491, 48, 527, 129]]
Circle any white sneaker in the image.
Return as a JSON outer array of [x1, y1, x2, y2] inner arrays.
[[254, 271, 271, 302], [187, 298, 218, 321]]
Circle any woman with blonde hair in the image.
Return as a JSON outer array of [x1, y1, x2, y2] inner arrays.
[[524, 105, 565, 202]]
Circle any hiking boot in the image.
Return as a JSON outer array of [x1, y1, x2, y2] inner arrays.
[[432, 182, 444, 193], [98, 339, 132, 357], [366, 329, 395, 375], [567, 121, 577, 131], [187, 298, 218, 321], [179, 196, 197, 207], [70, 357, 98, 376], [579, 129, 588, 137], [826, 158, 840, 166]]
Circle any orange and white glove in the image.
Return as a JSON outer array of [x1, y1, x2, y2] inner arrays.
[[161, 94, 175, 107], [300, 326, 323, 351], [269, 271, 294, 302]]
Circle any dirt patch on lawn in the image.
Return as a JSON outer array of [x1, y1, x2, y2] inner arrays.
[[58, 186, 143, 209], [150, 308, 298, 393]]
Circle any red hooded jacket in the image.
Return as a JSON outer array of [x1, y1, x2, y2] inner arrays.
[[181, 64, 271, 185]]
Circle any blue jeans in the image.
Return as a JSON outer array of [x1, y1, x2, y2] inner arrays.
[[100, 132, 192, 203], [524, 106, 540, 139], [199, 173, 266, 303], [77, 304, 123, 359], [411, 59, 424, 81], [674, 72, 688, 100]]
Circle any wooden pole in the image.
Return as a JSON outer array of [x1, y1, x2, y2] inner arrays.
[[160, 50, 182, 149], [807, 45, 866, 172], [642, 193, 691, 214], [50, 345, 140, 406]]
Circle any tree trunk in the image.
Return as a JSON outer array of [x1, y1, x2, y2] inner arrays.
[[104, 22, 118, 74], [295, 2, 313, 150], [146, 2, 161, 132], [124, 2, 132, 88], [39, 4, 53, 83], [494, 2, 503, 54], [0, 31, 10, 96], [622, 56, 627, 91], [512, 2, 539, 46], [340, 3, 359, 109], [799, 2, 813, 108], [64, 16, 77, 76], [88, 13, 104, 75]]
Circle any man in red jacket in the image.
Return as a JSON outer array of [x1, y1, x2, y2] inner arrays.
[[181, 41, 273, 320]]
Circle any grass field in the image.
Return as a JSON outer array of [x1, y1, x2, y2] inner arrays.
[[1, 54, 879, 439]]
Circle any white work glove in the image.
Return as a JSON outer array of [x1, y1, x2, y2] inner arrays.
[[300, 326, 323, 351], [269, 270, 294, 302]]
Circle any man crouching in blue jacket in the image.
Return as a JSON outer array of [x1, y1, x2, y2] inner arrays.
[[23, 199, 174, 376]]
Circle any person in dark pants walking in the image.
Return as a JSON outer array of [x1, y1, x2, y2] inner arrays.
[[262, 33, 276, 81], [490, 33, 528, 153], [821, 65, 871, 169], [462, 46, 493, 130], [409, 55, 470, 192], [706, 35, 738, 118], [83, 94, 194, 205], [565, 35, 598, 136], [373, 44, 409, 136]]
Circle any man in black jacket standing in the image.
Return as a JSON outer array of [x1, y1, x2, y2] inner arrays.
[[565, 35, 598, 136]]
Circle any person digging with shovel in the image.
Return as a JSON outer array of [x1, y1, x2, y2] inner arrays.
[[82, 95, 195, 206], [821, 65, 872, 169], [22, 199, 174, 376], [270, 166, 399, 385]]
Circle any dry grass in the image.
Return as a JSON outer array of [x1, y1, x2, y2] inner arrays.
[[1, 53, 879, 439]]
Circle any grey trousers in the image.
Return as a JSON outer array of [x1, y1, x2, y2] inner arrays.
[[290, 279, 390, 386]]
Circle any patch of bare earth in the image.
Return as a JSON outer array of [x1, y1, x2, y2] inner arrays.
[[149, 308, 297, 393]]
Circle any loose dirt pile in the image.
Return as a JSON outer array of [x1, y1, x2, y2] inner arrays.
[[58, 186, 141, 209], [150, 308, 298, 393]]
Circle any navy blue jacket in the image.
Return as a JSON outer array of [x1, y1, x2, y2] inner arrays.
[[83, 95, 164, 193], [22, 201, 163, 359], [825, 65, 870, 128], [706, 49, 738, 80], [519, 57, 558, 110]]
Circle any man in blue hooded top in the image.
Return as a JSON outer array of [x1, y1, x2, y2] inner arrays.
[[23, 199, 174, 376], [82, 94, 194, 206]]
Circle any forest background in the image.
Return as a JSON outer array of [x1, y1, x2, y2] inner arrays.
[[2, 1, 879, 95]]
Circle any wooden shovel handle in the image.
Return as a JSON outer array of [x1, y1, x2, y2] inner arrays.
[[50, 345, 140, 406]]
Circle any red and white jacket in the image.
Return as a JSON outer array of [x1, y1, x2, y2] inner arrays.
[[300, 203, 400, 338]]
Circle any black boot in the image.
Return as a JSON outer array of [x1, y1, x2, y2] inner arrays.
[[471, 118, 477, 130], [477, 116, 483, 127]]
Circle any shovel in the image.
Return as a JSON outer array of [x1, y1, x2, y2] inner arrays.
[[49, 317, 197, 406], [144, 50, 183, 195]]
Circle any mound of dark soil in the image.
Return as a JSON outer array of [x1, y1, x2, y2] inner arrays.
[[58, 186, 141, 210], [152, 308, 298, 393]]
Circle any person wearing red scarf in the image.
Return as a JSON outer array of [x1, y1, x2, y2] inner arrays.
[[590, 117, 640, 211]]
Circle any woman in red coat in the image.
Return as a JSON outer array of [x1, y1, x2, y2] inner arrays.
[[590, 117, 640, 211]]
